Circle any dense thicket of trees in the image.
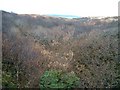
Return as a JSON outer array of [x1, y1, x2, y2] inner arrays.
[[2, 11, 119, 88]]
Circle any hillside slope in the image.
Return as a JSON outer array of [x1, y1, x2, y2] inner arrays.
[[2, 11, 119, 88]]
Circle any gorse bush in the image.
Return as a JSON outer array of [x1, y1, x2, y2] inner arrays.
[[39, 70, 80, 89]]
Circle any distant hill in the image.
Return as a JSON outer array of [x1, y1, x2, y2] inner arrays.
[[47, 14, 81, 18], [2, 11, 118, 41]]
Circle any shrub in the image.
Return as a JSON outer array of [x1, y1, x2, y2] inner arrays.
[[39, 70, 80, 89], [2, 71, 17, 88]]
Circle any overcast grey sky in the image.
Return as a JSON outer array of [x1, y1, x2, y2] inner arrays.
[[0, 0, 119, 17]]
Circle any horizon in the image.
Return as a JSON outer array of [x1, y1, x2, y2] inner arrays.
[[0, 0, 119, 17], [1, 10, 118, 19]]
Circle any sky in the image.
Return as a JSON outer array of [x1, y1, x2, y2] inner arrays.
[[0, 0, 119, 17]]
